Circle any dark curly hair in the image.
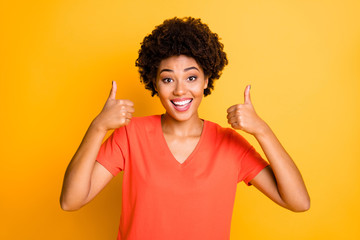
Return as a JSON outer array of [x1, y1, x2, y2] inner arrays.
[[135, 17, 228, 97]]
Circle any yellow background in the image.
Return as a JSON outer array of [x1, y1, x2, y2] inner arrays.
[[1, 0, 359, 239]]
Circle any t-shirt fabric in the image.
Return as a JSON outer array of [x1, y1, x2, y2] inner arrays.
[[96, 115, 268, 240]]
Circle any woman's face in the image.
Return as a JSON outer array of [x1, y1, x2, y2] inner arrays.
[[156, 55, 208, 122]]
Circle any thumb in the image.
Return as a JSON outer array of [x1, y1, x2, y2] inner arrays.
[[244, 85, 252, 104], [108, 81, 117, 99]]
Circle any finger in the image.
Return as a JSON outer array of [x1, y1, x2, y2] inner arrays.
[[231, 122, 240, 129], [227, 111, 241, 120], [109, 81, 117, 100], [124, 118, 131, 125], [244, 85, 251, 105], [227, 110, 237, 120], [125, 112, 133, 119], [126, 106, 135, 113], [227, 104, 245, 119], [119, 110, 132, 118], [119, 103, 135, 113], [229, 118, 240, 129], [227, 102, 247, 113], [124, 99, 134, 107], [227, 105, 237, 113], [118, 99, 134, 107], [228, 115, 240, 125]]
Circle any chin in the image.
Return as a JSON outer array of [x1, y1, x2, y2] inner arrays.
[[165, 109, 197, 122]]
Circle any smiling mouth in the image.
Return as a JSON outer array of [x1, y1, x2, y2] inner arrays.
[[170, 99, 193, 112]]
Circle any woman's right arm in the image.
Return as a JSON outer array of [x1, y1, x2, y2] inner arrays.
[[60, 81, 134, 211]]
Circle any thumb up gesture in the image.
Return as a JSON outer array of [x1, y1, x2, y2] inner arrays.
[[94, 81, 134, 131], [226, 85, 266, 136]]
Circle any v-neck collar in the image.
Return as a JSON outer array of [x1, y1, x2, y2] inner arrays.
[[157, 115, 207, 168]]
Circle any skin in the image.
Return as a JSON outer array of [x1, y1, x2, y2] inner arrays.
[[60, 54, 310, 212], [60, 81, 134, 210], [227, 85, 310, 212], [156, 55, 208, 164]]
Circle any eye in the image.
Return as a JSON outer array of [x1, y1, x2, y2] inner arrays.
[[188, 76, 197, 81], [162, 78, 173, 83]]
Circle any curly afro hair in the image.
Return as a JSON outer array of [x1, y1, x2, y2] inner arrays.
[[135, 17, 228, 97]]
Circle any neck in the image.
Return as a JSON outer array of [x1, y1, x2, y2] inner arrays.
[[161, 113, 203, 137]]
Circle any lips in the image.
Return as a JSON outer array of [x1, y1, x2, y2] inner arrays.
[[170, 98, 193, 112]]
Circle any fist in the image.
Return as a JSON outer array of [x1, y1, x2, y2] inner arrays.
[[95, 81, 134, 131], [226, 85, 266, 136]]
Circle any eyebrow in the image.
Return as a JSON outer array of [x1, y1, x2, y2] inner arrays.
[[159, 66, 200, 74]]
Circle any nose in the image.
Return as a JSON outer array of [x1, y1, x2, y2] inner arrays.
[[173, 80, 186, 96]]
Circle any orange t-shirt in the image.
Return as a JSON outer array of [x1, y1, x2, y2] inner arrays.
[[96, 115, 268, 240]]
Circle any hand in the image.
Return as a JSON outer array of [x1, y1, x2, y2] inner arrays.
[[226, 85, 267, 136], [93, 81, 134, 131]]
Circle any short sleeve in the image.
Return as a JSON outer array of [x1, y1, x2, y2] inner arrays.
[[96, 126, 129, 176], [238, 146, 269, 186]]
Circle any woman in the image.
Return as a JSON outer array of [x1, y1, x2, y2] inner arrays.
[[60, 17, 310, 239]]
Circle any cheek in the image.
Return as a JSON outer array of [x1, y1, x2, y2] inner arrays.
[[193, 83, 207, 96], [157, 85, 171, 100], [198, 88, 205, 96]]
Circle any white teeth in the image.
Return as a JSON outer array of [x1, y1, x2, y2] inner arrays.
[[172, 99, 191, 106]]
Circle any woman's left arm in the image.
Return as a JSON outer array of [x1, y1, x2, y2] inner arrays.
[[227, 85, 310, 212]]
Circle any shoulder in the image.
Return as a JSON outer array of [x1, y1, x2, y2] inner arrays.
[[204, 120, 239, 138], [129, 115, 160, 126], [112, 115, 160, 141], [204, 119, 250, 148], [115, 115, 160, 133]]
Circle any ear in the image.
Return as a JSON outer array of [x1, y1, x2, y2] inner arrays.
[[204, 77, 209, 89], [153, 78, 158, 94]]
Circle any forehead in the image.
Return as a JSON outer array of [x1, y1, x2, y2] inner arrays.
[[158, 55, 201, 71]]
